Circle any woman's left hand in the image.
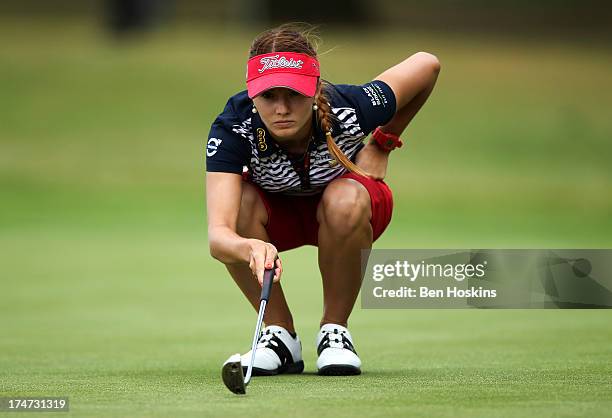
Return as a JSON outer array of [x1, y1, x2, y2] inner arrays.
[[355, 141, 390, 180]]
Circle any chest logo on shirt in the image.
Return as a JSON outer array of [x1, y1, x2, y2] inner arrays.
[[257, 128, 267, 152], [206, 137, 222, 157]]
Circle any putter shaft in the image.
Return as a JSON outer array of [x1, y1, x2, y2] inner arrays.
[[244, 298, 267, 385]]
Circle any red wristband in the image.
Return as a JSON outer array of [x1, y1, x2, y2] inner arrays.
[[371, 127, 403, 151]]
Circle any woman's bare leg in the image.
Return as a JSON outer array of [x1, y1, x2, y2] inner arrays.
[[316, 178, 373, 328], [225, 182, 295, 333]]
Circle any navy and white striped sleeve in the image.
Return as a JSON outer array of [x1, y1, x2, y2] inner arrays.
[[333, 80, 397, 135], [205, 117, 251, 174]]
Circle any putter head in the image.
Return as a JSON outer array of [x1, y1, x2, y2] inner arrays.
[[221, 353, 246, 395]]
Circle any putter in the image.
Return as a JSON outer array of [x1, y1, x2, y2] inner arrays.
[[222, 267, 275, 395]]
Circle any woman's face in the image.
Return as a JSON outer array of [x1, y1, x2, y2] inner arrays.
[[253, 88, 315, 144]]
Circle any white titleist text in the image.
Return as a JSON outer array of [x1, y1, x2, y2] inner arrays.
[[258, 55, 303, 73]]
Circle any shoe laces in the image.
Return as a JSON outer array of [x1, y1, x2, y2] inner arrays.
[[256, 328, 283, 349], [321, 328, 349, 349]]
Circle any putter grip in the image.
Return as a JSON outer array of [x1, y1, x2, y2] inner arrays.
[[261, 268, 274, 302]]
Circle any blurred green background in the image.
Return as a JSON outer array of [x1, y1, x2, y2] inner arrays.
[[1, 2, 611, 416]]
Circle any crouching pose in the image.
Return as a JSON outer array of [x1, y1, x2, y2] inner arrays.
[[206, 24, 440, 375]]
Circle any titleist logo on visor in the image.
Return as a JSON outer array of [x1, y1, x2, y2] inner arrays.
[[258, 55, 304, 73]]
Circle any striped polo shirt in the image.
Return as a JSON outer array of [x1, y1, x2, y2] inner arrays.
[[206, 80, 396, 195]]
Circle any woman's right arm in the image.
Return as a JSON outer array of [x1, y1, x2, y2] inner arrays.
[[206, 172, 281, 285]]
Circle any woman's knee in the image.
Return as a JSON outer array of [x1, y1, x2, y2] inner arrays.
[[237, 182, 268, 234], [317, 178, 371, 234]]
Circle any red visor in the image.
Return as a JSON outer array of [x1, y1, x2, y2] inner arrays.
[[246, 52, 320, 98]]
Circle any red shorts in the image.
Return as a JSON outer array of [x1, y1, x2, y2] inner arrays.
[[249, 173, 393, 252]]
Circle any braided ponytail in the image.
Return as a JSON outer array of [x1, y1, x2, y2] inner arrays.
[[316, 85, 370, 178]]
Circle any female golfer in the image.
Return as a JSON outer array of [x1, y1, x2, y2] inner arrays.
[[206, 24, 440, 376]]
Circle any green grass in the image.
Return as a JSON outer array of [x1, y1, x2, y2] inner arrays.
[[1, 18, 611, 417]]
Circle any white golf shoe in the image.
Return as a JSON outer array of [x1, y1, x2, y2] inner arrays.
[[316, 323, 362, 375], [235, 325, 304, 376]]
